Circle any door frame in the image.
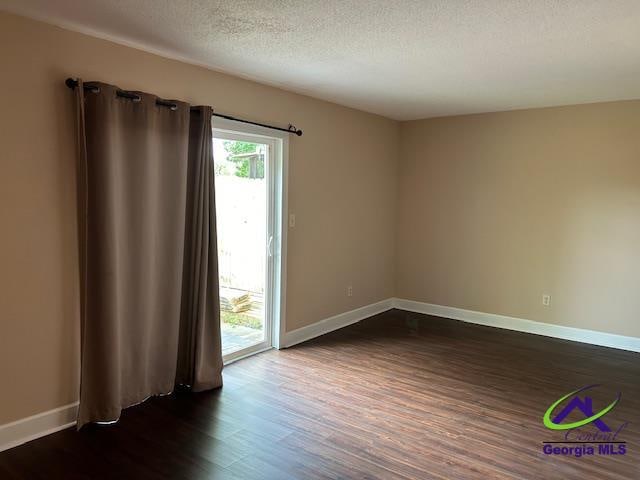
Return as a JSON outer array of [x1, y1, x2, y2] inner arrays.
[[212, 117, 288, 363]]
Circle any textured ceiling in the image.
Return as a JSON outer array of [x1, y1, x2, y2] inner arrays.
[[2, 0, 640, 120]]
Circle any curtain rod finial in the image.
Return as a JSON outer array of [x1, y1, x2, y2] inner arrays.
[[65, 78, 79, 89], [288, 124, 303, 136]]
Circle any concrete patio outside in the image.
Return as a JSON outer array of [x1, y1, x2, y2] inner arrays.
[[220, 286, 265, 356]]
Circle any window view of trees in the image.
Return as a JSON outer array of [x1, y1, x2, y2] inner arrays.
[[223, 140, 265, 179]]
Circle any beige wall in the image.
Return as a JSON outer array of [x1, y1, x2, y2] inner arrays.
[[0, 12, 398, 424], [2, 10, 639, 428], [397, 101, 640, 338]]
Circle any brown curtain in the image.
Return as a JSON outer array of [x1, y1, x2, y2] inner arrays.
[[74, 80, 223, 428]]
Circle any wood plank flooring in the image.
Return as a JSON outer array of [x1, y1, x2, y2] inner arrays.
[[1, 309, 639, 479]]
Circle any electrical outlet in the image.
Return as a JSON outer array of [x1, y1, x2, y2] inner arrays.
[[347, 285, 353, 297], [542, 294, 551, 306], [289, 214, 296, 228]]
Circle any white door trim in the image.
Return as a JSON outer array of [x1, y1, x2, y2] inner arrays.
[[212, 117, 289, 355]]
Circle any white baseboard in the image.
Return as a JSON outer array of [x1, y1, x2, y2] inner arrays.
[[0, 299, 393, 454], [392, 298, 640, 353], [283, 298, 394, 348], [0, 402, 78, 453], [2, 298, 636, 454]]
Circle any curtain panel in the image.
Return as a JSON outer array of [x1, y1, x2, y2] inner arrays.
[[73, 80, 222, 428]]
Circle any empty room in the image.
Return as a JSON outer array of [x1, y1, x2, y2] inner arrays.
[[0, 2, 639, 479]]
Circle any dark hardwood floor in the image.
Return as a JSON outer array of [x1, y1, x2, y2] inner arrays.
[[1, 309, 639, 479]]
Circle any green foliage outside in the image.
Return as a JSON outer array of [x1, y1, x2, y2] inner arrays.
[[224, 140, 256, 156], [220, 310, 262, 329], [235, 160, 250, 178], [223, 140, 264, 178]]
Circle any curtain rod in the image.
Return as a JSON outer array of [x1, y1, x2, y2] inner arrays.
[[65, 78, 303, 136]]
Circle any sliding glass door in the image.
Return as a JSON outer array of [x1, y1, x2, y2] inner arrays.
[[213, 127, 281, 362]]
